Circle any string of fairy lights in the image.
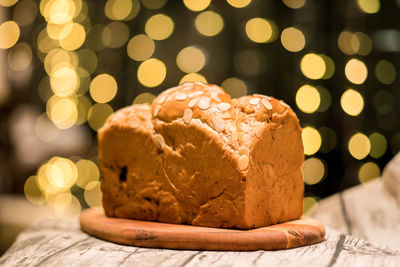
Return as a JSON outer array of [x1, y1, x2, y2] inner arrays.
[[0, 0, 399, 216]]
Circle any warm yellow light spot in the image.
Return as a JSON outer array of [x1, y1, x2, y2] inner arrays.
[[137, 58, 166, 87], [180, 73, 207, 84], [77, 49, 98, 74], [76, 159, 100, 189], [141, 0, 167, 9], [133, 92, 156, 104], [0, 21, 20, 49], [316, 86, 332, 112], [89, 74, 118, 103], [75, 95, 92, 125], [303, 197, 319, 214], [369, 132, 387, 159], [13, 0, 38, 27], [281, 27, 305, 52], [47, 96, 78, 129], [87, 103, 113, 131], [296, 85, 320, 113], [195, 11, 224, 37], [50, 66, 79, 97], [245, 17, 276, 43], [226, 0, 251, 8], [105, 0, 133, 20], [302, 127, 322, 155], [59, 23, 85, 51], [354, 32, 372, 56], [48, 157, 78, 190], [359, 162, 380, 184], [338, 31, 356, 55], [46, 21, 73, 40], [24, 176, 46, 206], [51, 193, 81, 218], [0, 0, 18, 7], [44, 48, 78, 75], [375, 60, 396, 85], [127, 34, 155, 61], [345, 58, 368, 84], [102, 21, 130, 48], [183, 0, 211, 11], [302, 157, 325, 185], [348, 133, 371, 160], [357, 0, 380, 14], [221, 77, 247, 98], [35, 113, 60, 142], [282, 0, 306, 9], [7, 42, 32, 72], [37, 29, 58, 54], [145, 14, 174, 41], [45, 0, 76, 24], [340, 89, 364, 116], [37, 163, 58, 195], [300, 53, 326, 80], [176, 46, 206, 73], [84, 181, 102, 208], [320, 54, 335, 79]]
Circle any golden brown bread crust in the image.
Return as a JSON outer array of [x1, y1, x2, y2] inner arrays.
[[99, 82, 304, 229]]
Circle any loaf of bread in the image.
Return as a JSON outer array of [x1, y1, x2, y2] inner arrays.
[[98, 82, 304, 229]]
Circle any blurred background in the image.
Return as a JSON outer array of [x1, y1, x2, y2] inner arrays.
[[0, 0, 399, 254]]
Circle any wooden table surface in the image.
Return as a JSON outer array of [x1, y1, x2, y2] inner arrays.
[[0, 216, 399, 266], [1, 153, 400, 267]]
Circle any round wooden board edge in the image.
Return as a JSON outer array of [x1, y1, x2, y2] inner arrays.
[[80, 208, 326, 251]]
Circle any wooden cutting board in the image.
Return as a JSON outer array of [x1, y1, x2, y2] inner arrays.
[[80, 208, 325, 251]]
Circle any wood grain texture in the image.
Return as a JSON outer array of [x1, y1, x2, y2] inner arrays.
[[1, 218, 399, 267], [310, 153, 400, 249], [79, 208, 325, 251]]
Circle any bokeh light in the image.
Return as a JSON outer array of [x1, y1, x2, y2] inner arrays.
[[221, 77, 247, 98], [183, 0, 211, 12], [24, 176, 46, 206], [369, 132, 387, 159], [59, 23, 86, 51], [127, 34, 155, 61], [0, 0, 18, 7], [280, 27, 305, 52], [145, 14, 174, 41], [176, 46, 206, 73], [137, 58, 167, 87], [226, 0, 251, 8], [141, 0, 167, 9], [84, 181, 102, 208], [195, 11, 224, 37], [300, 53, 326, 80], [87, 103, 114, 131], [89, 74, 118, 103], [180, 73, 207, 84], [375, 60, 396, 85], [295, 85, 320, 113], [357, 0, 380, 14], [47, 96, 78, 129], [245, 17, 277, 43], [13, 0, 38, 27], [105, 0, 137, 21], [303, 197, 319, 213], [50, 65, 79, 97], [102, 21, 130, 48], [340, 89, 364, 116], [358, 162, 380, 184], [282, 0, 306, 9], [7, 42, 33, 72], [348, 133, 371, 160], [302, 157, 325, 185], [345, 58, 368, 84], [302, 127, 322, 155], [316, 86, 332, 112], [132, 92, 156, 104], [75, 159, 100, 188], [77, 49, 98, 74], [0, 21, 20, 49]]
